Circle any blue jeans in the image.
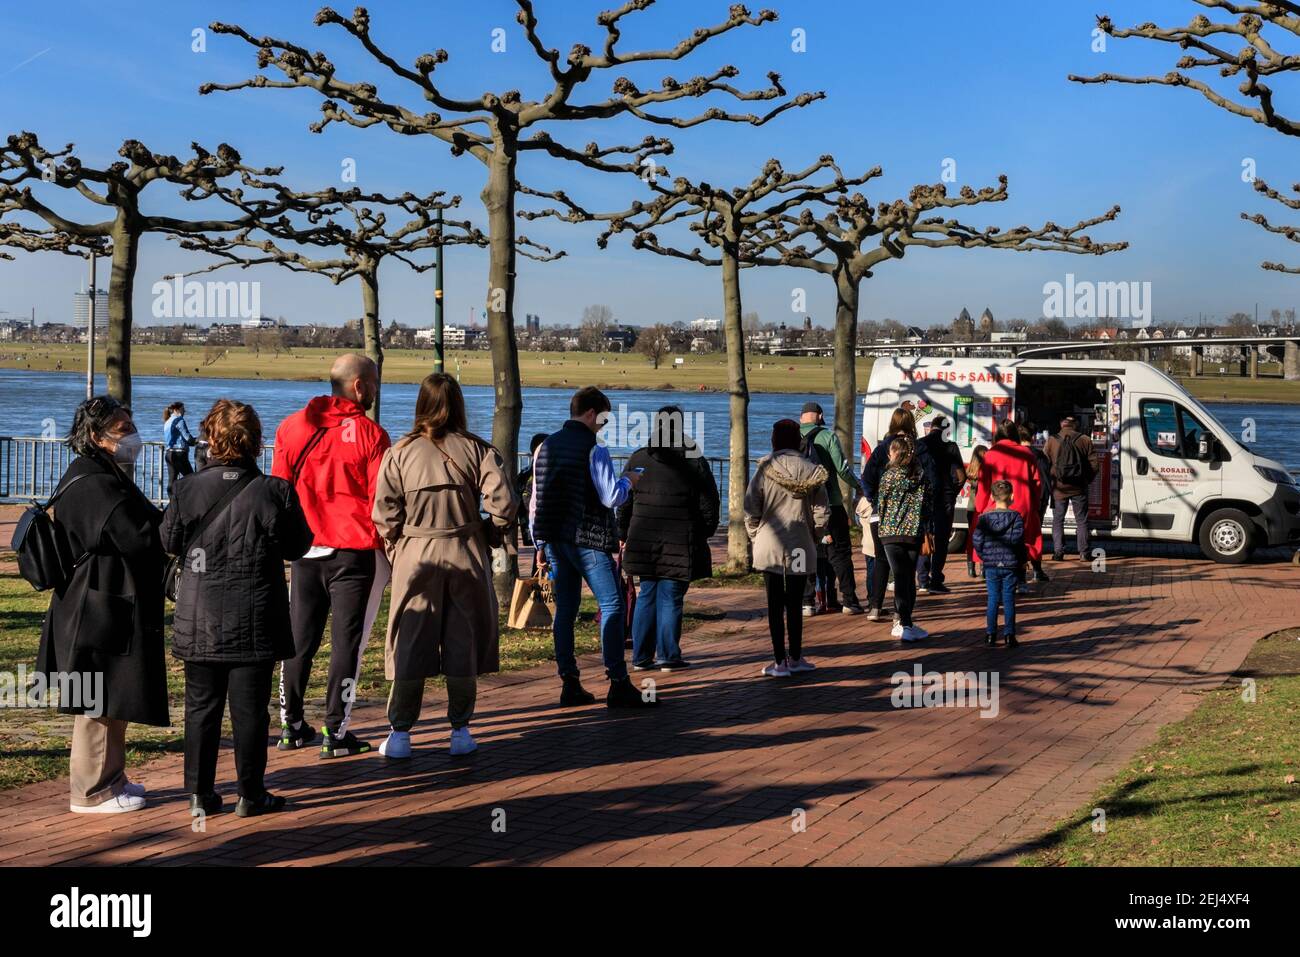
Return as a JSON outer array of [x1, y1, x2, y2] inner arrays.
[[545, 542, 627, 682], [631, 578, 689, 666], [985, 566, 1018, 636]]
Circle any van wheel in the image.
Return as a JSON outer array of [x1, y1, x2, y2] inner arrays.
[[1198, 508, 1255, 564]]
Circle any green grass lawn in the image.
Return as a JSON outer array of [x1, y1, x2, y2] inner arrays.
[[0, 571, 731, 792], [1022, 629, 1300, 866]]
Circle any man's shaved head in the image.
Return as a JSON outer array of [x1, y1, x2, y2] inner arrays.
[[330, 353, 379, 410]]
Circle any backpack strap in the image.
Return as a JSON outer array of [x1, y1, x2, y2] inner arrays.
[[42, 471, 92, 512], [289, 426, 329, 486]]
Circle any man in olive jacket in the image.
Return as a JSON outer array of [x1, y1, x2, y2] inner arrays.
[[799, 402, 865, 615]]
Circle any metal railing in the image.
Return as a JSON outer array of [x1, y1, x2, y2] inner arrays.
[[0, 436, 749, 514]]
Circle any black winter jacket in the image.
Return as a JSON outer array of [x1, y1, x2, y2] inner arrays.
[[617, 443, 720, 581], [972, 508, 1025, 568], [160, 460, 313, 663]]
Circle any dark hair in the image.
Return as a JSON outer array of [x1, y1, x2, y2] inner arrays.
[[529, 432, 548, 454], [966, 444, 988, 482], [163, 401, 185, 422], [67, 395, 130, 457], [772, 418, 802, 452], [570, 386, 611, 419], [653, 405, 687, 450], [1061, 414, 1078, 429], [888, 434, 919, 477], [991, 479, 1014, 503], [887, 407, 917, 438], [996, 418, 1020, 443], [1017, 424, 1033, 443], [202, 399, 263, 462], [409, 373, 467, 441]]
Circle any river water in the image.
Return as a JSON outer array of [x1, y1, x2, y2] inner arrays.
[[1, 368, 1298, 468]]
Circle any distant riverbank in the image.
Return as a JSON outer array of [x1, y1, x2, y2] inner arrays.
[[2, 342, 1299, 404]]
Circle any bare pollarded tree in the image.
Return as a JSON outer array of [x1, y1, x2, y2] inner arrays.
[[200, 2, 821, 489], [168, 182, 552, 420], [745, 166, 1126, 470], [0, 133, 284, 403], [1070, 3, 1300, 272], [524, 157, 862, 570]]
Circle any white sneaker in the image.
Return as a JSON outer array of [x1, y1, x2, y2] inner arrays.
[[890, 622, 905, 638], [786, 657, 816, 673], [70, 792, 146, 814], [379, 730, 412, 759], [901, 625, 928, 643], [887, 581, 895, 592], [123, 781, 146, 797], [761, 662, 792, 678], [450, 726, 477, 756], [801, 604, 815, 618]]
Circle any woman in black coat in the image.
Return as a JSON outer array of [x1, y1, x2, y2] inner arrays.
[[37, 396, 169, 814], [617, 406, 720, 670], [160, 399, 312, 818]]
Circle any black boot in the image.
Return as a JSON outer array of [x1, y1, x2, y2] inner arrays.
[[189, 792, 223, 816], [1004, 631, 1018, 648], [560, 674, 595, 707], [236, 792, 286, 818], [985, 633, 997, 647], [606, 676, 658, 708]]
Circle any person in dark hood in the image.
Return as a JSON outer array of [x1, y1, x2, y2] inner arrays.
[[618, 406, 720, 671], [37, 396, 169, 814]]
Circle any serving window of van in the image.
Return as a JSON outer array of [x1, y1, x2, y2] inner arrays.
[[1140, 399, 1210, 459]]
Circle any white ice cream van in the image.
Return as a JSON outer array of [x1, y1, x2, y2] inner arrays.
[[860, 357, 1300, 563]]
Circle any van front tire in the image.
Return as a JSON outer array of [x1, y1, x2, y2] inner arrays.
[[1198, 508, 1255, 564]]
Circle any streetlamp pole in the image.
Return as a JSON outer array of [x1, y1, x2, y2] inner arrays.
[[86, 252, 96, 399], [433, 206, 445, 375]]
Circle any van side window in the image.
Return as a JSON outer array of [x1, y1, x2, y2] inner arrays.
[[1140, 399, 1208, 459]]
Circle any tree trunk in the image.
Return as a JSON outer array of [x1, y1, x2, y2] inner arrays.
[[721, 247, 751, 573], [105, 222, 139, 404], [483, 142, 522, 602], [832, 270, 861, 501], [360, 264, 383, 422]]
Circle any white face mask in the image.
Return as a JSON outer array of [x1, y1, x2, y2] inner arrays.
[[112, 432, 143, 467]]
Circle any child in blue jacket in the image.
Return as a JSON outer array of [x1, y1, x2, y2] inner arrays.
[[973, 480, 1025, 647]]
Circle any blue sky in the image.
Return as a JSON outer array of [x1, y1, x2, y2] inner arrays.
[[2, 0, 1299, 331]]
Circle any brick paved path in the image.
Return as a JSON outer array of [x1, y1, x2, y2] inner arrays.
[[1, 544, 1295, 866]]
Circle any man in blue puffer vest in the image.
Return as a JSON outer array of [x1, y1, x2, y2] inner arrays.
[[530, 387, 655, 708]]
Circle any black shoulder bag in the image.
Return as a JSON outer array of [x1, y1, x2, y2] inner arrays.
[[163, 470, 257, 602]]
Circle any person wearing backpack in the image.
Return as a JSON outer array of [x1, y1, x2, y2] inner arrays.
[[1042, 415, 1095, 561], [798, 402, 865, 615], [161, 399, 313, 817], [35, 396, 169, 814]]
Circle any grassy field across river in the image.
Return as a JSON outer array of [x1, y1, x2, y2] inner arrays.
[[3, 343, 1299, 404]]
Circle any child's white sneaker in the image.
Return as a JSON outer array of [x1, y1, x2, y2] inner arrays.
[[890, 622, 905, 638], [450, 726, 477, 756], [379, 730, 411, 759], [761, 661, 792, 678]]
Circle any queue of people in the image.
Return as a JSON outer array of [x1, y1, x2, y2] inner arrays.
[[34, 365, 1092, 816]]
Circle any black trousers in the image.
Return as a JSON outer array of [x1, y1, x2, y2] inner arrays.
[[867, 521, 891, 611], [802, 503, 859, 607], [883, 542, 920, 626], [281, 548, 381, 736], [918, 498, 955, 587], [165, 448, 193, 497], [183, 660, 274, 799], [764, 571, 806, 663]]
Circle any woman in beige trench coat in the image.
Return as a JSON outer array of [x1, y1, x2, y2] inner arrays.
[[372, 373, 517, 758]]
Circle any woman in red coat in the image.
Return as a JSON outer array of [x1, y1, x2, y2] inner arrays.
[[975, 420, 1042, 564]]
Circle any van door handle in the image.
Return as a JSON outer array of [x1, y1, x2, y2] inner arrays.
[[1136, 456, 1149, 476]]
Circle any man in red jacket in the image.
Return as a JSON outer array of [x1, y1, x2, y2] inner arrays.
[[272, 354, 391, 759]]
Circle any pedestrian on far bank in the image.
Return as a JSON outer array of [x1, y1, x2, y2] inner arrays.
[[1043, 415, 1095, 561], [161, 399, 313, 818], [973, 479, 1025, 647], [273, 353, 392, 759], [372, 373, 518, 759], [744, 418, 829, 677], [876, 434, 933, 643], [799, 402, 865, 615], [918, 415, 963, 595], [530, 387, 651, 708], [618, 406, 720, 672], [38, 396, 169, 814], [163, 401, 197, 497]]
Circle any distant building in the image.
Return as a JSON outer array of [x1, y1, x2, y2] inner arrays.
[[604, 325, 637, 352], [73, 287, 109, 333], [241, 316, 279, 329], [691, 317, 721, 332]]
